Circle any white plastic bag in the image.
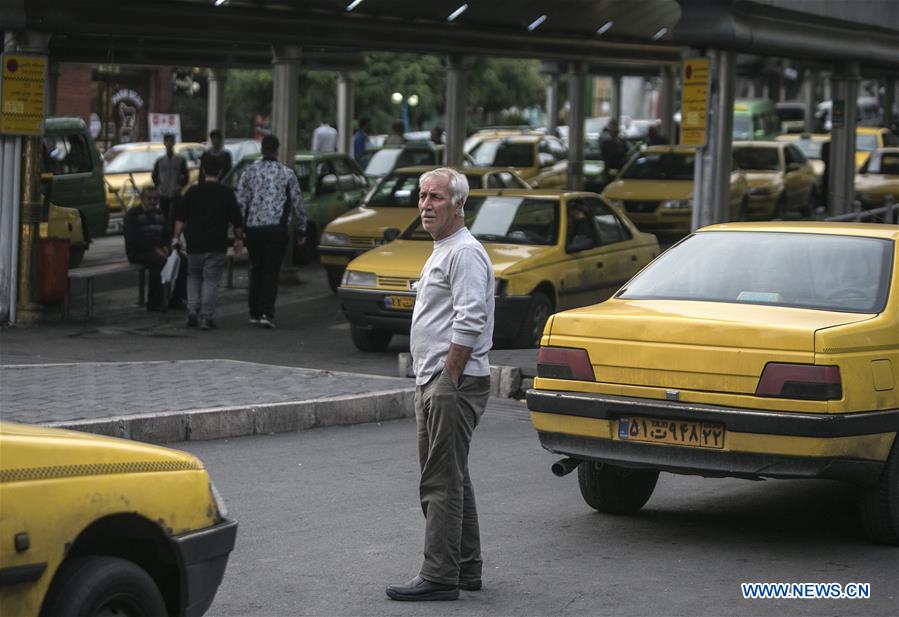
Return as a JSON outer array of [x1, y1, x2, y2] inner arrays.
[[160, 250, 181, 285]]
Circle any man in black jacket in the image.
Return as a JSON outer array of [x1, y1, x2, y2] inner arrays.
[[124, 186, 186, 311]]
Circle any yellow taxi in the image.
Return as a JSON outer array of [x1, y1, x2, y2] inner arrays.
[[732, 140, 817, 219], [527, 222, 899, 544], [776, 133, 829, 203], [337, 190, 659, 350], [318, 166, 530, 290], [0, 421, 236, 615], [855, 127, 899, 170], [467, 134, 568, 188], [103, 141, 205, 214], [601, 145, 748, 236], [855, 147, 899, 210]]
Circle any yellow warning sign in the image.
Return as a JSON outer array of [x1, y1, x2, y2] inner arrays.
[[680, 58, 709, 147], [1, 54, 47, 135]]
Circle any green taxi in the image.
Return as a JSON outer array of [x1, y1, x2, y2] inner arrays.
[[223, 151, 369, 262], [337, 190, 659, 350]]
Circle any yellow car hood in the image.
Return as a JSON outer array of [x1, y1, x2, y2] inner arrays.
[[105, 171, 154, 190], [326, 206, 419, 237], [603, 179, 693, 200], [346, 239, 557, 279], [745, 172, 779, 188], [545, 299, 873, 395], [0, 421, 204, 472]]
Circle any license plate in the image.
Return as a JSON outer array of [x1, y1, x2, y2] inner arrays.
[[384, 295, 415, 311], [617, 416, 725, 449]]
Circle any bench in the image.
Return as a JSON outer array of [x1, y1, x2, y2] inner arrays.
[[64, 262, 147, 319]]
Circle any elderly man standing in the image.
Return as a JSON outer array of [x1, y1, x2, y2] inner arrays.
[[386, 168, 494, 602]]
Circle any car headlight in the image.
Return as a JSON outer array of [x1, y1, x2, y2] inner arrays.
[[494, 278, 507, 296], [749, 186, 775, 196], [661, 199, 692, 210], [342, 270, 376, 287], [210, 480, 229, 519], [321, 231, 349, 246]]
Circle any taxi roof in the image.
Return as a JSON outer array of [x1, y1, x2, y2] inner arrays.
[[700, 221, 899, 240], [107, 141, 205, 151], [393, 165, 521, 176], [467, 189, 599, 200], [733, 140, 783, 148]]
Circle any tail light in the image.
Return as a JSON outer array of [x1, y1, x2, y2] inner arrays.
[[755, 363, 842, 401], [537, 347, 595, 381]]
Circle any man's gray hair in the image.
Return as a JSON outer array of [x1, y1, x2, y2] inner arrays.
[[419, 167, 469, 214]]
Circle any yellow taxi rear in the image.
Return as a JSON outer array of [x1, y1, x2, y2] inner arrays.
[[527, 222, 899, 544], [854, 147, 899, 210]]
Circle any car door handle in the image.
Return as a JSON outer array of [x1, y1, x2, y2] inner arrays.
[[596, 261, 604, 269], [631, 255, 638, 261]]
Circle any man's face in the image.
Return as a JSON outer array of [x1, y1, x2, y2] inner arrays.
[[419, 175, 462, 241], [142, 189, 161, 210], [164, 137, 175, 154], [211, 135, 223, 149]]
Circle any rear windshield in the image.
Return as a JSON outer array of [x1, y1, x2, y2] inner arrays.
[[733, 147, 780, 171], [365, 148, 436, 177], [224, 160, 312, 192], [470, 141, 535, 168], [618, 231, 893, 314], [856, 134, 878, 152], [367, 173, 420, 206], [792, 139, 823, 159], [104, 150, 159, 173], [403, 196, 559, 245], [621, 151, 694, 180]]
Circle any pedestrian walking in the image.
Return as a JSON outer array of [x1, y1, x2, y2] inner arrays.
[[236, 134, 306, 329], [151, 133, 189, 237], [353, 117, 371, 163], [384, 120, 406, 146], [311, 120, 338, 153], [172, 157, 245, 330], [199, 129, 233, 182], [124, 186, 187, 312], [386, 167, 494, 602]]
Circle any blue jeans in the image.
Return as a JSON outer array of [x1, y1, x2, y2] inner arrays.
[[187, 252, 227, 319]]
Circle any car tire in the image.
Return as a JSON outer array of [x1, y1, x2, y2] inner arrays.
[[350, 324, 392, 352], [326, 268, 343, 293], [738, 195, 749, 221], [858, 436, 899, 545], [68, 245, 86, 269], [775, 193, 789, 219], [293, 224, 318, 266], [39, 556, 166, 617], [801, 190, 814, 218], [577, 461, 659, 515], [514, 291, 552, 349]]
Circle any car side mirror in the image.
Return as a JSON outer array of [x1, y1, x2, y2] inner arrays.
[[566, 235, 594, 253], [537, 152, 555, 167], [383, 228, 401, 243], [318, 173, 338, 194]]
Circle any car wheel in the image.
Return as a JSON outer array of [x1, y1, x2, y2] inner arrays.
[[577, 461, 659, 515], [326, 268, 343, 293], [775, 193, 788, 219], [293, 224, 318, 266], [68, 245, 86, 269], [738, 195, 749, 221], [350, 324, 392, 352], [858, 435, 899, 545], [801, 190, 814, 218], [514, 291, 552, 349], [39, 556, 166, 617]]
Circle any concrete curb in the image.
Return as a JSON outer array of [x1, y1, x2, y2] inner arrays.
[[398, 353, 532, 399], [45, 388, 415, 444]]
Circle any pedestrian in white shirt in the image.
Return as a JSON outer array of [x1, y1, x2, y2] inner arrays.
[[311, 121, 338, 153]]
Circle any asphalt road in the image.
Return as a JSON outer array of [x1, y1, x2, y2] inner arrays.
[[181, 400, 898, 617]]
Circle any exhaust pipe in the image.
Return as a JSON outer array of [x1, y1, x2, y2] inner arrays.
[[551, 457, 581, 477]]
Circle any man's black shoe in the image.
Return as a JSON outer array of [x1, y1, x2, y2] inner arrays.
[[459, 579, 482, 591], [385, 576, 458, 601]]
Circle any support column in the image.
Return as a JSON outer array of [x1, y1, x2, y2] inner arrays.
[[660, 66, 676, 143], [445, 55, 468, 167], [611, 75, 622, 121], [566, 63, 587, 191], [829, 62, 860, 216], [271, 46, 300, 167], [883, 77, 895, 130], [545, 72, 560, 136], [46, 60, 59, 116], [337, 71, 354, 155], [692, 49, 736, 231], [804, 69, 817, 133], [207, 69, 226, 136]]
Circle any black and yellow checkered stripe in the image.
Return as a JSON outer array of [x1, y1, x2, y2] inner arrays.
[[0, 460, 204, 483]]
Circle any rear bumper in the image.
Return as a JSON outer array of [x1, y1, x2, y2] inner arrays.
[[171, 518, 238, 617], [527, 390, 898, 484]]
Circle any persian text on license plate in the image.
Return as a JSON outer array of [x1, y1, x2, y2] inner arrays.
[[385, 295, 415, 311], [617, 416, 725, 449]]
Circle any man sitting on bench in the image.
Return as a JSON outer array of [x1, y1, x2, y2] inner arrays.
[[124, 186, 186, 312]]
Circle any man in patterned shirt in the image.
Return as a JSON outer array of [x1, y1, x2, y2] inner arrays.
[[236, 134, 306, 329]]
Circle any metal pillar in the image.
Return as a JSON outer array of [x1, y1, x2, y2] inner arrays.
[[46, 60, 58, 116], [883, 77, 895, 130], [804, 69, 816, 133], [545, 72, 560, 135], [271, 46, 300, 167], [829, 62, 860, 216], [660, 66, 676, 144], [567, 63, 587, 191], [207, 69, 225, 136], [611, 75, 622, 121], [337, 71, 354, 155], [445, 55, 468, 167], [693, 49, 736, 231]]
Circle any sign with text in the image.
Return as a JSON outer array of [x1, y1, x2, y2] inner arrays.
[[680, 58, 709, 147], [148, 112, 182, 142], [0, 54, 47, 135]]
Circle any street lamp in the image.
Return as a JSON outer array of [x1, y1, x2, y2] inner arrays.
[[391, 92, 419, 130]]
